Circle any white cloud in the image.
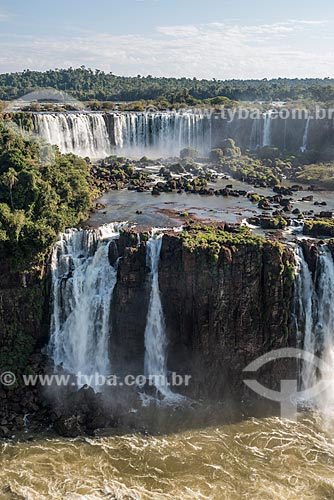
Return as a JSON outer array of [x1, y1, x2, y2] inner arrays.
[[0, 20, 332, 79]]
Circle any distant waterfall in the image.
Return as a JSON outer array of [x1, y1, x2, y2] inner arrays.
[[295, 245, 334, 417], [33, 113, 111, 158], [262, 112, 272, 147], [249, 118, 261, 150], [32, 111, 212, 159], [113, 112, 212, 157], [300, 117, 311, 152], [48, 223, 124, 388]]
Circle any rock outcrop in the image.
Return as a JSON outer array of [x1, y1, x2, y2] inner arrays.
[[159, 233, 296, 400]]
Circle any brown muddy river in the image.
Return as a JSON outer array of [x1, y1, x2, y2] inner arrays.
[[1, 411, 334, 499]]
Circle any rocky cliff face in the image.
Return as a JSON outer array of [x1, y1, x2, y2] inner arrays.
[[0, 262, 50, 437], [110, 229, 296, 402], [110, 232, 151, 376], [159, 234, 296, 400], [0, 228, 298, 436], [0, 262, 50, 374]]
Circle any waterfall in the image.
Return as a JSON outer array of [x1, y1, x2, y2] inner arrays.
[[47, 223, 124, 388], [33, 113, 111, 158], [300, 117, 311, 152], [143, 231, 183, 402], [144, 233, 168, 391], [113, 112, 212, 157], [295, 245, 334, 418], [294, 247, 317, 370], [262, 112, 272, 147], [249, 118, 261, 150], [32, 111, 212, 159]]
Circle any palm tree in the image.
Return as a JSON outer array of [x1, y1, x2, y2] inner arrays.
[[2, 168, 18, 210]]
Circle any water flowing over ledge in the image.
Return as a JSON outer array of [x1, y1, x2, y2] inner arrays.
[[47, 223, 125, 385], [294, 243, 334, 422], [47, 223, 185, 401], [34, 113, 112, 158], [30, 111, 321, 158]]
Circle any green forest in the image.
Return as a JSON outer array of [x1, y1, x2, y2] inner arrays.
[[0, 67, 334, 104], [0, 120, 93, 268]]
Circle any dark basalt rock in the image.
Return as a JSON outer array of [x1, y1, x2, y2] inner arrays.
[[158, 233, 296, 401], [300, 240, 319, 275], [319, 211, 333, 218]]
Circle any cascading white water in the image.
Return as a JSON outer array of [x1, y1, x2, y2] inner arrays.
[[144, 233, 169, 392], [48, 223, 125, 388], [262, 112, 272, 147], [295, 245, 334, 418], [33, 111, 212, 159], [300, 117, 311, 152], [143, 231, 185, 402], [249, 118, 261, 150], [34, 113, 111, 158], [294, 247, 317, 369], [142, 232, 183, 403], [113, 112, 212, 157]]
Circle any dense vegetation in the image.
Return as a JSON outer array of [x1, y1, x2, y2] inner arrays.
[[0, 121, 93, 268], [179, 224, 264, 262], [1, 68, 334, 104], [294, 163, 334, 189]]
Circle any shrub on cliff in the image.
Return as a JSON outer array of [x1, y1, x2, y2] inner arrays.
[[0, 121, 92, 268], [179, 224, 264, 262]]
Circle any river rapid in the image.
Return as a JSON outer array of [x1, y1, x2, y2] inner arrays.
[[1, 410, 334, 500]]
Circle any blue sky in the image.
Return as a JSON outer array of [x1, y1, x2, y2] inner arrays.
[[0, 0, 333, 78]]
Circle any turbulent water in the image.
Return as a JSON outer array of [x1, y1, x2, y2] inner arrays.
[[48, 223, 125, 385], [2, 413, 334, 500]]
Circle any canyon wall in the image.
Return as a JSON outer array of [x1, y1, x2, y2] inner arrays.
[[0, 229, 298, 436], [110, 230, 297, 401]]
